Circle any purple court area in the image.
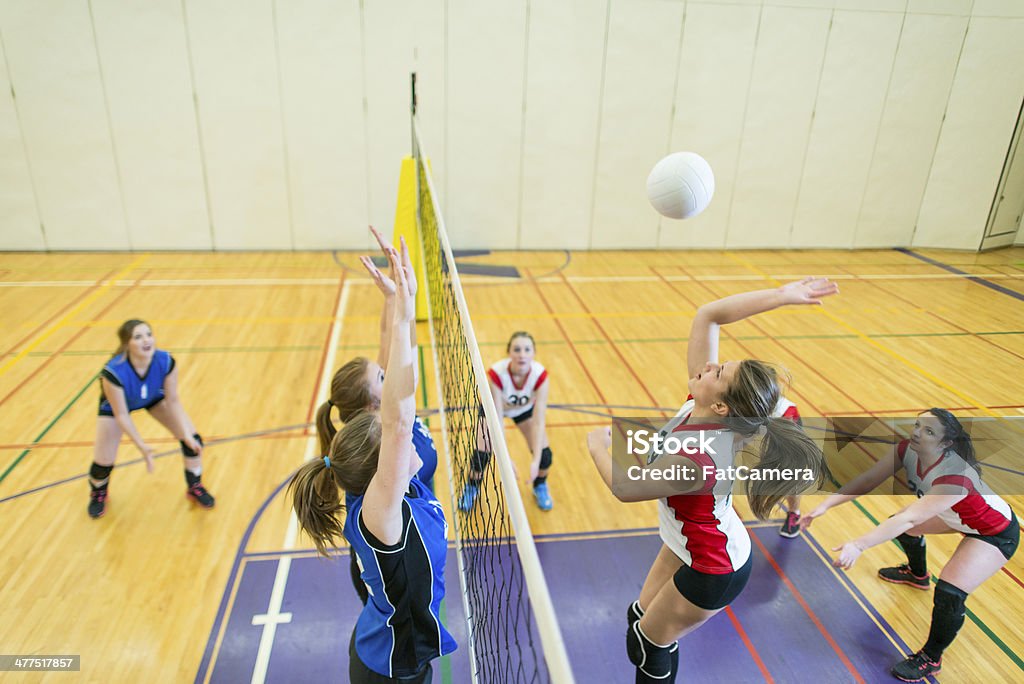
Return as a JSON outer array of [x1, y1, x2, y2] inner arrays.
[[201, 525, 928, 683]]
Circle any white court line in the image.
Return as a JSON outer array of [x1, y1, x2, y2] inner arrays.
[[249, 279, 351, 684], [2, 270, 1024, 286]]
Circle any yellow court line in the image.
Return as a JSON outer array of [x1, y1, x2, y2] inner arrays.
[[724, 253, 1021, 429], [0, 255, 149, 380]]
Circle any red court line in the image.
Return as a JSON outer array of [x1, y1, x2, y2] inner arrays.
[[304, 274, 347, 435], [724, 607, 775, 683], [524, 267, 611, 410], [0, 268, 117, 359], [747, 523, 867, 684], [556, 270, 668, 416], [837, 265, 1024, 364], [0, 270, 149, 409]]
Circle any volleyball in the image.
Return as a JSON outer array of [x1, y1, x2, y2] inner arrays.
[[645, 152, 715, 220]]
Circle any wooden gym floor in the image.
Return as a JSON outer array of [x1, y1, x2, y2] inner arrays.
[[1, 247, 1023, 682]]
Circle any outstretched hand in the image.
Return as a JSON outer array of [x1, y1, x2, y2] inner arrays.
[[777, 277, 839, 306], [387, 237, 417, 321], [360, 255, 396, 297]]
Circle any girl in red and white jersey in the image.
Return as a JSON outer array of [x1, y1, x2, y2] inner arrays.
[[804, 408, 1019, 682], [458, 331, 554, 511], [586, 278, 837, 684]]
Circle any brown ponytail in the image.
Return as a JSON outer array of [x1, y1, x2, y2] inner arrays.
[[289, 410, 383, 557], [721, 360, 830, 520], [328, 357, 376, 424]]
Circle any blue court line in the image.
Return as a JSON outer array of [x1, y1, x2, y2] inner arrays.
[[898, 248, 1024, 302]]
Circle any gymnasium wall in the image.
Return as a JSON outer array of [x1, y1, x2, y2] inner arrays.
[[0, 0, 1022, 252]]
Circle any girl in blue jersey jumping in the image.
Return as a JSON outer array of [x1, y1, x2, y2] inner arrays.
[[87, 319, 214, 518], [290, 238, 456, 683]]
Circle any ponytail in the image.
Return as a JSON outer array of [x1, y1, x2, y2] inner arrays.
[[926, 408, 978, 474], [315, 401, 336, 456], [746, 418, 831, 520], [287, 457, 344, 557]]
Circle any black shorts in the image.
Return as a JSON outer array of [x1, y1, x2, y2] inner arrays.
[[673, 554, 753, 611], [348, 629, 432, 683], [98, 396, 164, 417], [511, 406, 534, 425], [966, 512, 1019, 560]]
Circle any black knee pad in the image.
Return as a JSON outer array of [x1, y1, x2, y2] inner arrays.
[[470, 449, 491, 474], [626, 622, 676, 680], [539, 446, 553, 470], [934, 579, 968, 615], [89, 462, 113, 481], [181, 433, 203, 458]]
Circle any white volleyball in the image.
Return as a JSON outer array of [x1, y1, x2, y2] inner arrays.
[[645, 152, 715, 220]]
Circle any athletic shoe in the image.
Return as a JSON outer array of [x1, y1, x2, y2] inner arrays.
[[533, 483, 553, 511], [878, 564, 931, 590], [88, 488, 107, 519], [779, 511, 801, 538], [187, 482, 215, 508], [890, 651, 941, 682], [458, 484, 479, 512]]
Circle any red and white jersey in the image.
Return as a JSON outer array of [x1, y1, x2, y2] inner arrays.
[[657, 399, 750, 574], [773, 397, 801, 423], [486, 358, 548, 419], [897, 440, 1013, 536]]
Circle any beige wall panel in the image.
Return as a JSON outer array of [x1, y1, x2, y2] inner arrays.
[[92, 0, 210, 250], [0, 0, 128, 249], [659, 2, 760, 249], [185, 0, 290, 249], [972, 0, 1024, 18], [0, 34, 42, 250], [519, 0, 606, 250], [364, 0, 445, 251], [276, 0, 368, 249], [728, 5, 830, 247], [791, 11, 902, 248], [915, 18, 1024, 249], [590, 0, 684, 249], [856, 14, 966, 247], [445, 0, 527, 249]]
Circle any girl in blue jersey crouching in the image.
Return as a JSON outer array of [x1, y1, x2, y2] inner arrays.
[[289, 239, 456, 683]]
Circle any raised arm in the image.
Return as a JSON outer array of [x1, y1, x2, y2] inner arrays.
[[686, 278, 839, 378], [361, 239, 420, 546]]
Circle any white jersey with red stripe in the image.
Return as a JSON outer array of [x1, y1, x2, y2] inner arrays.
[[656, 399, 749, 574], [897, 439, 1013, 536], [486, 358, 548, 420]]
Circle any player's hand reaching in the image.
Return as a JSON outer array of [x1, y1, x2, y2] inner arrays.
[[799, 503, 829, 531], [777, 277, 839, 306], [360, 255, 396, 297], [587, 426, 612, 454], [387, 237, 417, 323], [140, 444, 156, 473], [832, 540, 864, 570]]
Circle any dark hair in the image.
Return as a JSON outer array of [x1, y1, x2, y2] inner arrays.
[[721, 360, 831, 520], [289, 410, 383, 557], [115, 319, 149, 356], [924, 408, 979, 474], [507, 331, 536, 353], [316, 357, 379, 455]]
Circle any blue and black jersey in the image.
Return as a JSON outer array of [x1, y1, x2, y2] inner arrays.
[[98, 350, 175, 416], [411, 416, 437, 492], [345, 477, 457, 678]]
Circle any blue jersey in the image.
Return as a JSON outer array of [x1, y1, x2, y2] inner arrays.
[[411, 416, 437, 491], [98, 350, 175, 416], [345, 477, 457, 677]]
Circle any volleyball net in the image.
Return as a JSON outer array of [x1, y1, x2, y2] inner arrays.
[[413, 114, 574, 683]]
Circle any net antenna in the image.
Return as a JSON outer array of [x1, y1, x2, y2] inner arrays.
[[412, 74, 575, 683]]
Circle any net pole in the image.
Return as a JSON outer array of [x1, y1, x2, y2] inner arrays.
[[413, 116, 575, 684]]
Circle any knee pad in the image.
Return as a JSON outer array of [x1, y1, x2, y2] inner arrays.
[[934, 579, 968, 615], [181, 433, 203, 458], [626, 622, 677, 679], [89, 462, 113, 481], [539, 446, 553, 471], [470, 449, 492, 474], [895, 532, 925, 551]]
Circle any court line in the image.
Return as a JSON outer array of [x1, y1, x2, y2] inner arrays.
[[0, 255, 149, 380], [723, 607, 775, 684], [899, 249, 1024, 303], [0, 270, 151, 410], [249, 274, 348, 684], [0, 268, 116, 358]]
